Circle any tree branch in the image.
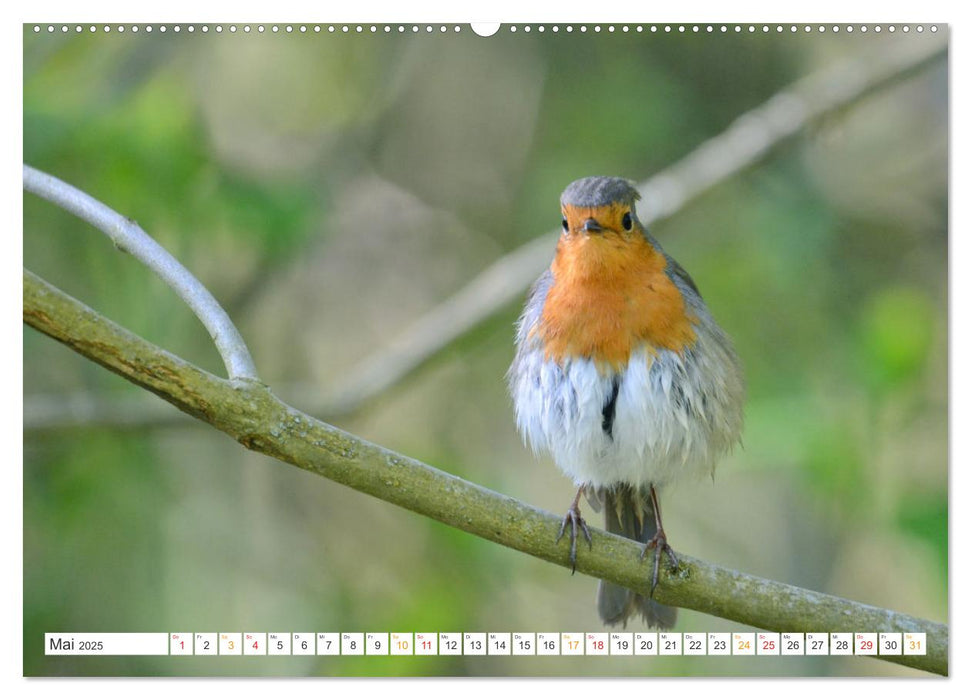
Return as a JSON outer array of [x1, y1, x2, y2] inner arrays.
[[23, 268, 947, 675], [22, 33, 948, 431], [23, 164, 260, 383]]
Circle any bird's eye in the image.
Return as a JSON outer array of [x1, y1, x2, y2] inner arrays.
[[561, 218, 569, 232], [622, 212, 633, 231]]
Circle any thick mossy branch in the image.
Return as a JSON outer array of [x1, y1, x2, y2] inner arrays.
[[23, 269, 948, 675]]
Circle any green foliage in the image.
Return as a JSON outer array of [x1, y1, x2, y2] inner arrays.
[[858, 287, 935, 393], [804, 421, 866, 508], [896, 496, 948, 578], [25, 46, 319, 271]]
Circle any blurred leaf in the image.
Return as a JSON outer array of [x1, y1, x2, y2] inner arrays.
[[804, 422, 866, 508], [858, 287, 935, 392], [896, 495, 948, 578]]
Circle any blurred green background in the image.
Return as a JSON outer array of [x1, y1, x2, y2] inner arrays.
[[23, 24, 947, 677]]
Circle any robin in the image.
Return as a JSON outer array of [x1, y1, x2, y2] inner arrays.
[[508, 176, 744, 628]]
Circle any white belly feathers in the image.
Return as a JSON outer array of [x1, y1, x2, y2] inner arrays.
[[511, 326, 742, 489]]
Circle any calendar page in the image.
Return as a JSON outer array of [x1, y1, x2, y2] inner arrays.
[[22, 16, 948, 680]]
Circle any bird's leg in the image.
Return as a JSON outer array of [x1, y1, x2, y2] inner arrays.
[[556, 486, 592, 574], [640, 484, 680, 595]]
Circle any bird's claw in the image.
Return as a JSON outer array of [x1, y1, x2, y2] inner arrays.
[[640, 529, 679, 595], [556, 505, 592, 574]]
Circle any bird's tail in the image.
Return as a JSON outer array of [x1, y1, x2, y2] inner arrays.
[[587, 485, 677, 629]]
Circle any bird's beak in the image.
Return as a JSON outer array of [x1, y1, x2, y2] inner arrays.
[[581, 218, 603, 233]]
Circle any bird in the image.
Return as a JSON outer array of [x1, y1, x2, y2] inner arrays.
[[508, 176, 744, 628]]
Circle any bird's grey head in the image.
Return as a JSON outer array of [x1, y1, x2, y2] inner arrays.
[[560, 176, 641, 209]]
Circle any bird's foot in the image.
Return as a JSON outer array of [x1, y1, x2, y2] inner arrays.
[[556, 501, 592, 574], [640, 529, 679, 595]]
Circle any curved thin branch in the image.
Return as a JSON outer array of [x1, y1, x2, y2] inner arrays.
[[23, 269, 948, 676], [22, 164, 260, 383], [22, 33, 948, 430]]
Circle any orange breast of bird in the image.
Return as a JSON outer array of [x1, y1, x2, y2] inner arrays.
[[536, 231, 697, 370]]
